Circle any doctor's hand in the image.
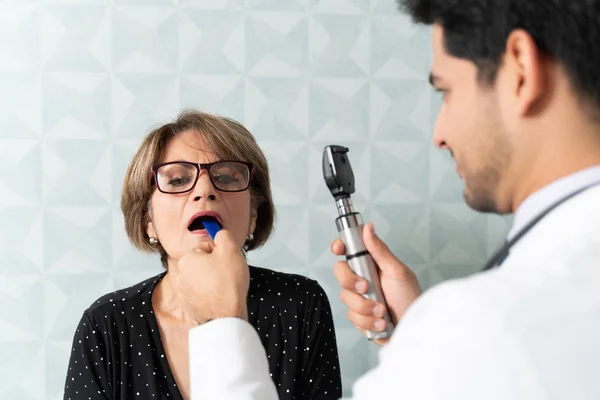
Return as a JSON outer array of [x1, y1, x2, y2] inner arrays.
[[331, 223, 422, 345], [172, 229, 250, 326]]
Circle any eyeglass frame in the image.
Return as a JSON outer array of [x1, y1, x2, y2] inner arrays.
[[150, 160, 255, 194]]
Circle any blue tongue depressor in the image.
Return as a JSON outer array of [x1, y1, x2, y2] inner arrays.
[[202, 219, 221, 240]]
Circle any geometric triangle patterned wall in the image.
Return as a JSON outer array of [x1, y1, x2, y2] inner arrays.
[[0, 1, 511, 398]]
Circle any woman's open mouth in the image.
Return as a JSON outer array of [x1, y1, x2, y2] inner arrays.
[[188, 215, 222, 234]]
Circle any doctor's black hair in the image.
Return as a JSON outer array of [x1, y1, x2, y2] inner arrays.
[[398, 0, 600, 122]]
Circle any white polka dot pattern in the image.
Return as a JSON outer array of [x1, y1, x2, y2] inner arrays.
[[63, 266, 342, 399]]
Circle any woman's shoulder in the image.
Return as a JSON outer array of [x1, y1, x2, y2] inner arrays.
[[248, 265, 330, 303], [82, 271, 166, 320]]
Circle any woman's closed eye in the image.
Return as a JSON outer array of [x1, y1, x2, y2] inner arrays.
[[167, 176, 193, 187], [213, 174, 238, 184]]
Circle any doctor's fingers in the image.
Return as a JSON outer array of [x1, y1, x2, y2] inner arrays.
[[330, 239, 346, 256], [346, 308, 388, 333], [339, 289, 387, 319], [333, 261, 368, 293]]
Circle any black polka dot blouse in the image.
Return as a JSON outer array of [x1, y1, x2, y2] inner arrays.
[[63, 266, 342, 400]]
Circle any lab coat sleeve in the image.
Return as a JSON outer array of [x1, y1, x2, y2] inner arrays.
[[189, 317, 279, 400], [189, 280, 538, 400], [346, 280, 540, 400]]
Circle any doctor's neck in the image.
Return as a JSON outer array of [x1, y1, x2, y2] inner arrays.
[[507, 99, 600, 214]]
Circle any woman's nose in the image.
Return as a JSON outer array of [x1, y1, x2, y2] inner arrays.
[[191, 171, 217, 201]]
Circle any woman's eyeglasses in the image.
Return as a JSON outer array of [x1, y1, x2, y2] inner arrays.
[[151, 161, 253, 194]]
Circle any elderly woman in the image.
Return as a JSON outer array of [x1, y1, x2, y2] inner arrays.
[[63, 110, 342, 400]]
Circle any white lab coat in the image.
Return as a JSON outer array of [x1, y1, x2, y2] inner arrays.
[[189, 183, 600, 400]]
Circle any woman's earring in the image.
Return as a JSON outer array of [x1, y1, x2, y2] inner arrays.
[[243, 233, 254, 251], [149, 237, 159, 245]]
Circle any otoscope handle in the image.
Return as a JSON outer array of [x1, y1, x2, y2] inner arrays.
[[336, 213, 394, 340]]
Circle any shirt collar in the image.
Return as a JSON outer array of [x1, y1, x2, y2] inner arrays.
[[508, 164, 600, 241]]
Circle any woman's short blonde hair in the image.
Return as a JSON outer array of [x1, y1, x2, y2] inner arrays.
[[121, 109, 275, 267]]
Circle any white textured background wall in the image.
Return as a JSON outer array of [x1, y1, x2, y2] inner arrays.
[[0, 0, 510, 398]]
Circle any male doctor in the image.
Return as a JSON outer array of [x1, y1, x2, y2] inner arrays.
[[174, 0, 600, 398]]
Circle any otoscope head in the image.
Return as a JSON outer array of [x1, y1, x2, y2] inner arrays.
[[322, 145, 356, 200]]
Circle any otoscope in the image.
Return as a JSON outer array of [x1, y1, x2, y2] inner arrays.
[[322, 145, 394, 340]]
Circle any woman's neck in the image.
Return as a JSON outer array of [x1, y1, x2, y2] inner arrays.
[[152, 271, 200, 325]]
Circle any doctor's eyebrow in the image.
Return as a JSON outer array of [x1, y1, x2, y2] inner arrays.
[[429, 72, 440, 87]]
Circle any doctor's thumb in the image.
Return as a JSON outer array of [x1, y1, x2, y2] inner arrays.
[[363, 223, 396, 271]]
